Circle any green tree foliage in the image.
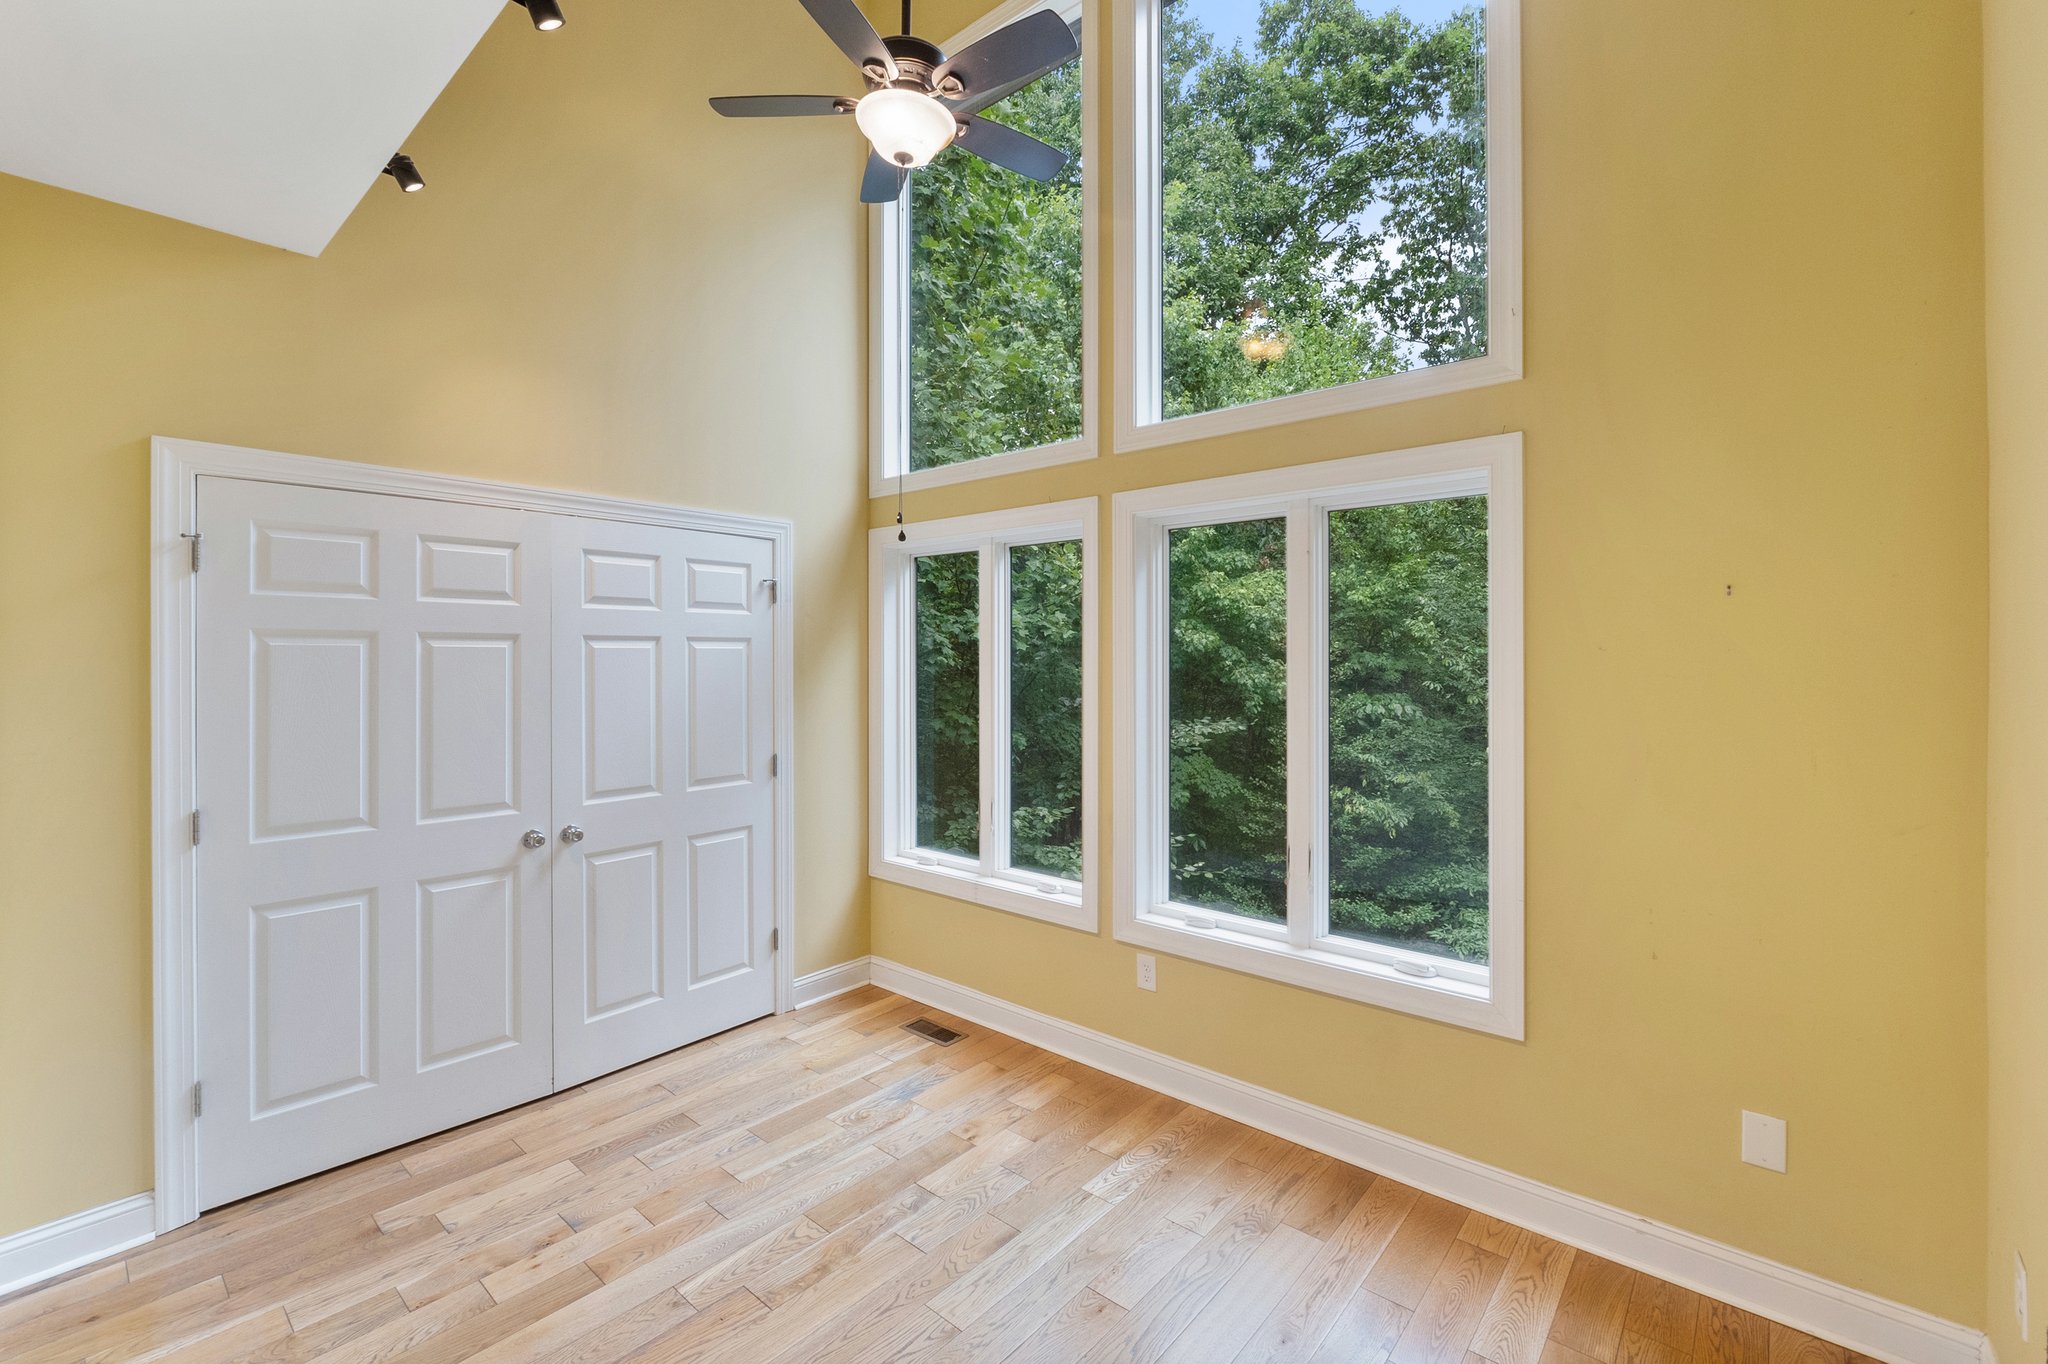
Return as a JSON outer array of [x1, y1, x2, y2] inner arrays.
[[1167, 519, 1290, 920], [908, 1, 1493, 960], [914, 552, 980, 856], [1159, 500, 1490, 961], [908, 1, 1486, 460], [1009, 540, 1085, 877], [913, 541, 1086, 878], [1326, 498, 1488, 960], [908, 35, 1085, 469], [1161, 0, 1488, 417]]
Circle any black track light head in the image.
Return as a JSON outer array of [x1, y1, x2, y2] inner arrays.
[[382, 153, 425, 193], [511, 0, 565, 31]]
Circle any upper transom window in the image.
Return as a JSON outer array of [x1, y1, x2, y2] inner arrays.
[[1117, 0, 1521, 447], [874, 0, 1094, 494]]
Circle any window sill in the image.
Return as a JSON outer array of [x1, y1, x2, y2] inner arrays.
[[873, 855, 1096, 932], [1112, 350, 1521, 455], [869, 435, 1096, 500], [1115, 907, 1523, 1039]]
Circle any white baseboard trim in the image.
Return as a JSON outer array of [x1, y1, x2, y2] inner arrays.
[[0, 1193, 155, 1300], [869, 957, 1986, 1364], [793, 956, 875, 1008]]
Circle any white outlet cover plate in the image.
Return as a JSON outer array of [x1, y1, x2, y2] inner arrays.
[[1740, 1111, 1787, 1173], [1136, 954, 1157, 992]]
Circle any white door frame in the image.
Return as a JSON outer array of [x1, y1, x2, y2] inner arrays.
[[149, 435, 799, 1234]]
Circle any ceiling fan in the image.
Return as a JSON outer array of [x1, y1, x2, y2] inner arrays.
[[710, 0, 1080, 204]]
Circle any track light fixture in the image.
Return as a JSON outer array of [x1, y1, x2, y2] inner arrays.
[[381, 154, 425, 193], [511, 0, 565, 31]]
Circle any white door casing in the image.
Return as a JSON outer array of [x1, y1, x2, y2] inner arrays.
[[193, 478, 559, 1208], [550, 520, 779, 1087], [153, 437, 796, 1231]]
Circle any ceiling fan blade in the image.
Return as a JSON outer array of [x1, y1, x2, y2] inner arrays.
[[935, 9, 1079, 113], [709, 95, 857, 118], [861, 151, 909, 204], [954, 114, 1070, 182], [799, 0, 898, 81]]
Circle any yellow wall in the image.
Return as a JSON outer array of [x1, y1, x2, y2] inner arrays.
[[0, 5, 873, 1238], [868, 0, 1990, 1323], [0, 0, 2000, 1330], [1983, 0, 2048, 1354]]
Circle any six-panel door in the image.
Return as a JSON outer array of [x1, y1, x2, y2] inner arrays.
[[549, 519, 778, 1088], [192, 477, 779, 1208], [194, 478, 559, 1208]]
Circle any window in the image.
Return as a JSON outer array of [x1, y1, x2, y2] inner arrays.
[[1113, 434, 1523, 1035], [1116, 0, 1522, 448], [1167, 517, 1289, 923], [915, 552, 982, 858], [873, 499, 1098, 928], [872, 0, 1096, 495]]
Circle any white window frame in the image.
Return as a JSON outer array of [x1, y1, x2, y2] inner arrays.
[[1111, 0, 1522, 452], [872, 498, 1099, 930], [1111, 434, 1524, 1037], [870, 0, 1099, 498]]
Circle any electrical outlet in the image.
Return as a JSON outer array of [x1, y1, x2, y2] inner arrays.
[[1136, 953, 1157, 992], [2017, 1251, 2029, 1341], [1740, 1111, 1787, 1173]]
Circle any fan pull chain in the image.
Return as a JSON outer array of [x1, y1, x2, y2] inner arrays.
[[896, 467, 907, 541]]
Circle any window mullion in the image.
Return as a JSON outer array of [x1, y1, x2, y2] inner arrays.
[[980, 539, 1007, 878], [1284, 499, 1317, 948], [895, 553, 920, 858], [1122, 0, 1164, 432], [1308, 501, 1332, 945], [1141, 0, 1163, 427], [1141, 517, 1171, 913], [887, 196, 912, 479]]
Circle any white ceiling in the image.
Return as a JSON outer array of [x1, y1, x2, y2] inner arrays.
[[0, 0, 505, 256]]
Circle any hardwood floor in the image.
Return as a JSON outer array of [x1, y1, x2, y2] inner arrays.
[[0, 987, 1881, 1363]]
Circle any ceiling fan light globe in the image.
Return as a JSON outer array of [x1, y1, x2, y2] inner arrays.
[[854, 89, 957, 170]]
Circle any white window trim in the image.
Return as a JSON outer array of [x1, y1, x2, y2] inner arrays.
[[1111, 434, 1524, 1038], [869, 0, 1099, 498], [871, 497, 1100, 931], [1111, 0, 1523, 452]]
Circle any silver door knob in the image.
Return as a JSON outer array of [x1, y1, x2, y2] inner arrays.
[[522, 829, 547, 849], [561, 825, 585, 844]]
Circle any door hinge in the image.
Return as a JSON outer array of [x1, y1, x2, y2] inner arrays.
[[769, 753, 779, 779], [769, 927, 779, 952], [762, 577, 779, 605], [191, 810, 202, 845], [180, 532, 202, 571], [192, 1082, 203, 1119]]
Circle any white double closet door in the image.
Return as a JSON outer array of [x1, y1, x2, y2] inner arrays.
[[193, 476, 777, 1209]]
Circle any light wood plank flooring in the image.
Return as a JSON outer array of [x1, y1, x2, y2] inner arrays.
[[0, 987, 1881, 1363]]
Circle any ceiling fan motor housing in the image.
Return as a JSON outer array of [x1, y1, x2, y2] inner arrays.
[[879, 34, 950, 93]]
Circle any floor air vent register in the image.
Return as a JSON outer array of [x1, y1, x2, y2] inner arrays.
[[902, 1018, 964, 1045]]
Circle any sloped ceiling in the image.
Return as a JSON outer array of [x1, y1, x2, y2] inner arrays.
[[0, 0, 506, 255]]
